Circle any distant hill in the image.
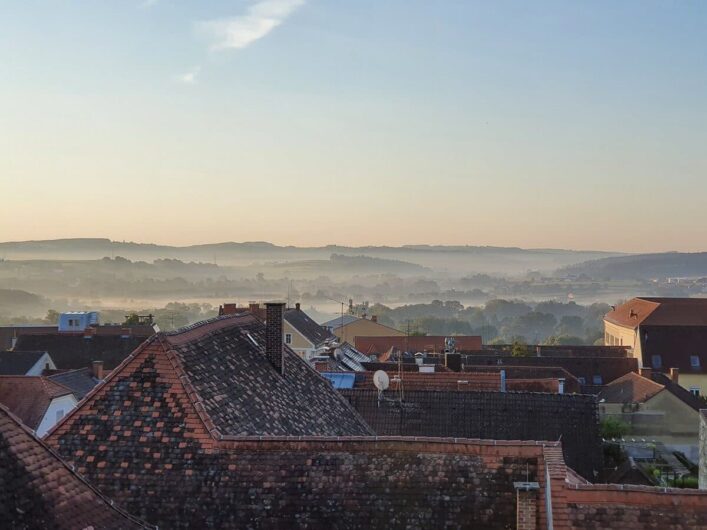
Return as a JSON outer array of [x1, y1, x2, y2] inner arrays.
[[0, 239, 620, 275], [557, 252, 707, 280], [0, 289, 47, 315], [271, 254, 428, 275]]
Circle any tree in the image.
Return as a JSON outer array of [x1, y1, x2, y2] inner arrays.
[[44, 309, 60, 324], [600, 417, 630, 439], [511, 339, 529, 357], [124, 313, 140, 326]]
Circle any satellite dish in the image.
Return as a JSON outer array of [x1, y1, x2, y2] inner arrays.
[[373, 370, 389, 391]]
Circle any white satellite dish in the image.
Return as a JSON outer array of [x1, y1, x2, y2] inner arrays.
[[373, 370, 389, 391]]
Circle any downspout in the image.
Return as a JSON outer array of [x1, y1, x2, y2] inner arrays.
[[544, 461, 554, 530]]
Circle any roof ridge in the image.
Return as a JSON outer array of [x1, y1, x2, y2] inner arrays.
[[164, 313, 253, 337]]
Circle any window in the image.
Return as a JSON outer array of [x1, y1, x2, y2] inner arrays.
[[691, 355, 701, 369], [690, 387, 701, 397], [55, 410, 65, 422], [651, 355, 662, 369], [592, 375, 603, 385], [285, 333, 292, 345]]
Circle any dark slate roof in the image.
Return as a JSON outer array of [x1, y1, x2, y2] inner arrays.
[[0, 350, 47, 375], [13, 334, 151, 370], [161, 314, 371, 436], [0, 376, 74, 431], [339, 388, 603, 480], [48, 367, 100, 400], [0, 404, 148, 529], [284, 307, 333, 347], [639, 324, 707, 374]]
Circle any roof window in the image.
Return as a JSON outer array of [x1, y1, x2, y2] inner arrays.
[[651, 355, 662, 369]]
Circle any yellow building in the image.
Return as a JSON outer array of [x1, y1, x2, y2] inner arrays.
[[604, 297, 707, 395], [321, 315, 404, 347], [283, 304, 334, 360], [599, 371, 701, 461]]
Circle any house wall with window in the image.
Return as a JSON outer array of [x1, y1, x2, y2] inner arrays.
[[604, 321, 639, 354], [282, 320, 316, 360], [334, 318, 405, 346], [600, 391, 699, 461]]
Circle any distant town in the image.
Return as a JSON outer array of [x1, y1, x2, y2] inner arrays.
[[3, 287, 707, 527]]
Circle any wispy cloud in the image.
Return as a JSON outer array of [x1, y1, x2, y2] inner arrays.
[[139, 0, 160, 9], [197, 0, 306, 51], [176, 67, 200, 84]]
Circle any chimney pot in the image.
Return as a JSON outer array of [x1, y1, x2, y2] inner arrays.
[[265, 302, 286, 374], [91, 360, 104, 380], [670, 367, 679, 384], [371, 315, 377, 323], [295, 302, 300, 311]]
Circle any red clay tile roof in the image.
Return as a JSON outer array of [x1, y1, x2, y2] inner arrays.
[[598, 372, 665, 404], [0, 404, 148, 528], [51, 313, 372, 441], [0, 376, 74, 430], [605, 297, 707, 328]]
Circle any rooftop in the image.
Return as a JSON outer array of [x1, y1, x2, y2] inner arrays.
[[0, 376, 74, 431], [284, 305, 333, 347], [0, 404, 148, 528], [0, 350, 49, 375], [598, 371, 665, 404], [13, 332, 152, 370], [605, 297, 707, 328], [47, 367, 100, 400]]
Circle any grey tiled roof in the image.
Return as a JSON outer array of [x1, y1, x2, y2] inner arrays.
[[321, 314, 360, 329], [48, 368, 100, 400], [284, 308, 333, 348], [0, 351, 47, 375]]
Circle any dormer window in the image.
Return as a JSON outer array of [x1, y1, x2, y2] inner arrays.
[[691, 355, 701, 369], [651, 355, 662, 369], [285, 333, 292, 345]]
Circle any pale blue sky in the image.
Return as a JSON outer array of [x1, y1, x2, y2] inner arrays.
[[1, 1, 705, 251]]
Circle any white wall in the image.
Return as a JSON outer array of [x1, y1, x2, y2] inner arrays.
[[37, 394, 77, 437], [26, 353, 56, 376]]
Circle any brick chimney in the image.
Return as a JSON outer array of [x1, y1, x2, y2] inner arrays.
[[265, 302, 285, 374], [295, 302, 300, 311], [371, 315, 378, 323], [514, 481, 540, 530], [639, 368, 652, 379], [91, 360, 104, 380], [670, 367, 679, 384], [249, 302, 260, 314]]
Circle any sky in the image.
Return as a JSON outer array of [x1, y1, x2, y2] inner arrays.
[[0, 0, 705, 252]]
